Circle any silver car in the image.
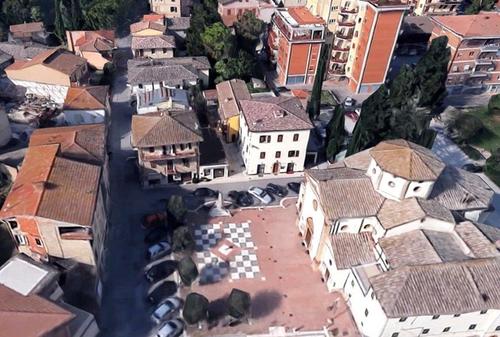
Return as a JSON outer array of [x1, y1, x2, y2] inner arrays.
[[248, 186, 273, 204], [151, 297, 182, 324], [155, 318, 184, 337]]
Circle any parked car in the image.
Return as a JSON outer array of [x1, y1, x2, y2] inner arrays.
[[287, 182, 301, 194], [344, 97, 355, 107], [155, 318, 184, 337], [145, 260, 178, 283], [462, 163, 483, 173], [266, 183, 288, 198], [144, 227, 169, 244], [248, 186, 273, 204], [142, 212, 167, 230], [151, 297, 182, 324], [147, 241, 171, 261], [193, 187, 218, 198], [147, 281, 177, 304], [236, 192, 254, 207], [228, 190, 240, 200]]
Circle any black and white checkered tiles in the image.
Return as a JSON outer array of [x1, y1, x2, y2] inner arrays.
[[193, 222, 261, 284]]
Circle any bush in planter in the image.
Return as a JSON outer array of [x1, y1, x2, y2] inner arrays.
[[166, 195, 187, 225], [227, 288, 251, 320], [183, 292, 209, 325], [172, 226, 195, 252], [178, 256, 199, 286]]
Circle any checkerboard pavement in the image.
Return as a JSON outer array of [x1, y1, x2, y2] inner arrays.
[[193, 222, 261, 284]]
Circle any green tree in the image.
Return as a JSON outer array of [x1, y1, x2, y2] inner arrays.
[[2, 0, 32, 24], [178, 256, 199, 286], [0, 165, 12, 209], [234, 12, 264, 54], [54, 0, 65, 41], [227, 288, 251, 320], [485, 148, 500, 186], [446, 113, 484, 143], [166, 195, 186, 224], [306, 45, 329, 120], [215, 50, 255, 82], [30, 6, 43, 21], [465, 0, 495, 14], [488, 94, 500, 115], [172, 226, 195, 252], [346, 36, 450, 155], [183, 293, 209, 325], [325, 105, 346, 162], [82, 0, 121, 30], [201, 22, 234, 60]]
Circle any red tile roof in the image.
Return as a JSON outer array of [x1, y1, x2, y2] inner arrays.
[[63, 86, 108, 111], [288, 7, 325, 25], [71, 30, 115, 52], [130, 20, 166, 34], [0, 285, 74, 337], [9, 22, 44, 34], [431, 13, 500, 38], [6, 48, 86, 76]]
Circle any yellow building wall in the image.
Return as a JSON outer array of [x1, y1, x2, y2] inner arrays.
[[226, 115, 240, 143], [132, 29, 164, 37], [6, 64, 71, 86]]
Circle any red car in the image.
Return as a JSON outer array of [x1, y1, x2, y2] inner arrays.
[[142, 212, 167, 229]]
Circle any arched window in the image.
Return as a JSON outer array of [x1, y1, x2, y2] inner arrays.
[[312, 199, 318, 211]]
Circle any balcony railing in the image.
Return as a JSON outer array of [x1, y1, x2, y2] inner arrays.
[[141, 149, 197, 161], [340, 7, 358, 14], [482, 44, 500, 52], [331, 56, 347, 64], [336, 31, 353, 40], [338, 20, 355, 27], [332, 44, 350, 52], [329, 67, 346, 75], [469, 71, 489, 78]]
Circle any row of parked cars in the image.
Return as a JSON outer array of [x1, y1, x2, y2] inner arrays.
[[142, 216, 185, 337], [193, 182, 301, 207]]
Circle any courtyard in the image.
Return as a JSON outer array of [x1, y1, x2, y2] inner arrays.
[[184, 201, 360, 337]]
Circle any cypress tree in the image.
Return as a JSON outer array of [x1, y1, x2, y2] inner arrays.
[[325, 104, 346, 162], [306, 45, 329, 121]]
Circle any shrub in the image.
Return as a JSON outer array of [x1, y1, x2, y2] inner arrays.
[[446, 113, 484, 143], [172, 226, 195, 252], [166, 195, 187, 224], [183, 292, 209, 325], [485, 148, 500, 187], [488, 94, 500, 115], [227, 288, 251, 320], [178, 256, 199, 286]]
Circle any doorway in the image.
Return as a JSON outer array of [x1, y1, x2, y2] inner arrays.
[[272, 162, 279, 174], [286, 162, 294, 173], [257, 164, 265, 175]]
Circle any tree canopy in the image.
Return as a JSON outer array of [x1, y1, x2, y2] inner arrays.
[[227, 288, 251, 319], [183, 292, 209, 325], [2, 0, 36, 24], [306, 45, 329, 120], [234, 12, 264, 54], [465, 0, 495, 14], [201, 22, 234, 60], [172, 226, 195, 252], [166, 195, 187, 224], [178, 256, 199, 286], [486, 148, 500, 187], [325, 105, 346, 162], [346, 36, 450, 156]]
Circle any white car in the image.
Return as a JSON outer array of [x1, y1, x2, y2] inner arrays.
[[248, 186, 273, 204], [147, 241, 171, 261], [151, 297, 182, 324], [344, 97, 355, 107], [155, 318, 184, 337]]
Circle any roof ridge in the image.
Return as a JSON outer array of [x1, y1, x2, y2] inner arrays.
[[135, 115, 162, 144], [31, 144, 59, 216]]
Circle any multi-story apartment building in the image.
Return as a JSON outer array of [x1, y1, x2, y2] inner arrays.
[[0, 124, 109, 302], [411, 0, 462, 16], [239, 96, 313, 174], [296, 139, 499, 337], [306, 0, 407, 93], [268, 7, 326, 86], [430, 13, 500, 94], [218, 0, 276, 27], [131, 110, 203, 187], [148, 0, 191, 17]]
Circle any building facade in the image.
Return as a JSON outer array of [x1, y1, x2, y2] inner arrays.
[[239, 96, 312, 175], [430, 13, 500, 94], [149, 0, 191, 17], [5, 48, 89, 103], [66, 31, 115, 70], [306, 0, 407, 93], [218, 0, 276, 27], [295, 139, 499, 337], [412, 0, 462, 16], [63, 86, 110, 125], [268, 7, 326, 86], [131, 110, 203, 187], [131, 35, 176, 59], [216, 79, 252, 143]]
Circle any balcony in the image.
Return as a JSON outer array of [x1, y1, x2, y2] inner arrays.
[[141, 149, 197, 161], [332, 44, 350, 52], [482, 44, 500, 53], [331, 56, 347, 64], [340, 7, 358, 14], [469, 71, 489, 78], [336, 30, 353, 40], [338, 20, 355, 27], [329, 67, 346, 76]]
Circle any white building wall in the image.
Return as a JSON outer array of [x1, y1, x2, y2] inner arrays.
[[11, 80, 68, 103], [64, 109, 106, 125], [384, 217, 456, 237], [239, 114, 310, 175]]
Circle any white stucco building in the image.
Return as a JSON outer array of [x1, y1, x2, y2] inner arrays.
[[296, 139, 500, 337], [238, 96, 312, 175]]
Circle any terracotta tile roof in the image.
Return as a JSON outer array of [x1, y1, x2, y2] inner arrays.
[[380, 230, 442, 268], [377, 197, 454, 230], [307, 167, 385, 221], [131, 110, 203, 147], [287, 7, 325, 25], [71, 30, 115, 52], [0, 285, 74, 337], [9, 22, 44, 34], [430, 166, 494, 211], [369, 139, 445, 181], [239, 96, 313, 132], [6, 48, 87, 76], [455, 222, 500, 259], [63, 86, 108, 111], [29, 124, 105, 165], [0, 141, 101, 226], [0, 42, 50, 60], [431, 13, 500, 38], [166, 17, 191, 31], [216, 79, 251, 120], [130, 20, 166, 34], [330, 232, 376, 269], [143, 14, 165, 23], [370, 258, 500, 317], [131, 35, 176, 49], [343, 148, 371, 171]]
